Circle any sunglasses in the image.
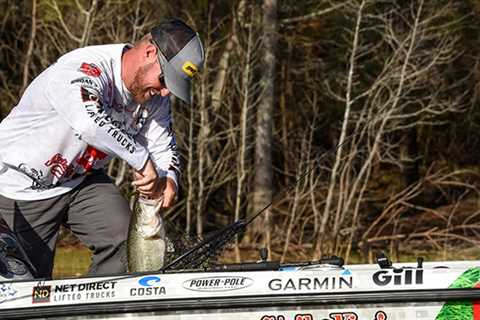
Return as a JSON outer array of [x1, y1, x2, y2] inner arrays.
[[150, 39, 167, 88], [159, 73, 166, 87]]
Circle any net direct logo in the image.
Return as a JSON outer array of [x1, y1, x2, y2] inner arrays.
[[32, 285, 51, 304]]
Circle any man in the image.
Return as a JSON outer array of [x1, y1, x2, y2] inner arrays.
[[0, 19, 204, 278]]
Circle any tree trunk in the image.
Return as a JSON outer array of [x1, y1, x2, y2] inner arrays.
[[250, 0, 277, 254]]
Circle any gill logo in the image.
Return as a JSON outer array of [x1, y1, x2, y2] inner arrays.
[[182, 61, 198, 78]]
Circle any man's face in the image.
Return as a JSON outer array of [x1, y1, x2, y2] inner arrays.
[[130, 57, 170, 104]]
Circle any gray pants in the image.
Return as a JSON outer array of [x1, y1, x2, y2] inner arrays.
[[0, 170, 130, 279]]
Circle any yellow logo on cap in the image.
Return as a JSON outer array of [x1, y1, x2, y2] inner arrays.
[[182, 61, 198, 78]]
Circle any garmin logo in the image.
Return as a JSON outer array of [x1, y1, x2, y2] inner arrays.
[[183, 276, 253, 292], [268, 276, 353, 291], [373, 269, 423, 286]]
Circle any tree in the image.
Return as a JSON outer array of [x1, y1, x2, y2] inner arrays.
[[249, 0, 278, 255]]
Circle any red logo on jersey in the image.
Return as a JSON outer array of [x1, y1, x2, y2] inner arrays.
[[76, 146, 108, 172], [45, 153, 74, 178], [79, 63, 101, 77]]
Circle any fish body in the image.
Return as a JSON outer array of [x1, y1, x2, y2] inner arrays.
[[127, 197, 166, 272]]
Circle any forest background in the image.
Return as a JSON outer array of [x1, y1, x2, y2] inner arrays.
[[1, 0, 480, 277]]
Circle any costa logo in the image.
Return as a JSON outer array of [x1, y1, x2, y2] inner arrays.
[[138, 276, 161, 287], [79, 62, 101, 77], [183, 276, 253, 292]]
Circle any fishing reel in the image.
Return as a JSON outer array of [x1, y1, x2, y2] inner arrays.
[[0, 219, 35, 280]]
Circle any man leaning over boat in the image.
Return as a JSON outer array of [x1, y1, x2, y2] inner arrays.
[[0, 19, 204, 279]]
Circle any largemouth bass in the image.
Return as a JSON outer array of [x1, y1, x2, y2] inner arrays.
[[127, 197, 166, 272]]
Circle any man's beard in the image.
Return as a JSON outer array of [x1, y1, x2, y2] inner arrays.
[[130, 62, 155, 104]]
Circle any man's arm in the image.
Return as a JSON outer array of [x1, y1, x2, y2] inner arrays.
[[44, 61, 149, 171], [135, 97, 179, 207]]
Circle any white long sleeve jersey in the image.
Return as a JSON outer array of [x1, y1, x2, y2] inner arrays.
[[0, 44, 180, 200]]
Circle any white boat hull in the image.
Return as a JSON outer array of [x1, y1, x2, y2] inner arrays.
[[0, 260, 478, 319]]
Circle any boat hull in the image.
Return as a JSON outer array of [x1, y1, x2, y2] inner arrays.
[[0, 260, 478, 319]]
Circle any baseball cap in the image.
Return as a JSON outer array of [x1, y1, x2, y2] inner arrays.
[[151, 19, 204, 104]]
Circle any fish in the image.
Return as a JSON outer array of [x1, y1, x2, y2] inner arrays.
[[127, 196, 167, 272]]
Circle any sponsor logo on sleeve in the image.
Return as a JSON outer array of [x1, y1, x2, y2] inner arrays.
[[80, 87, 100, 102], [79, 63, 102, 77], [75, 146, 108, 172], [17, 163, 53, 190], [183, 276, 253, 292], [45, 153, 74, 178], [82, 101, 137, 154], [71, 77, 99, 89]]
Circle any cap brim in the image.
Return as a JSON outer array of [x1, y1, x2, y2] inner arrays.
[[158, 53, 191, 104]]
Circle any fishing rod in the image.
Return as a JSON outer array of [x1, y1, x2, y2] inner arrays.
[[161, 125, 363, 271]]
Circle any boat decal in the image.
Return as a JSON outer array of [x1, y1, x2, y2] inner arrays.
[[183, 276, 253, 292]]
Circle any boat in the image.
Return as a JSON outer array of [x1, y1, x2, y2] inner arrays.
[[0, 215, 479, 319], [0, 254, 479, 320]]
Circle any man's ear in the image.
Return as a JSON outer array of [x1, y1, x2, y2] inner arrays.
[[144, 43, 158, 62]]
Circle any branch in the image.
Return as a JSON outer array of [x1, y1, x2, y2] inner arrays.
[[21, 0, 37, 93], [281, 1, 352, 25]]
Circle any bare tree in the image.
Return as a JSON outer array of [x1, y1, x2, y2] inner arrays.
[[250, 0, 278, 255], [314, 0, 470, 261]]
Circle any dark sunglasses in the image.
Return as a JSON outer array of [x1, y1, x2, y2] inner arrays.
[[159, 74, 166, 87], [150, 39, 167, 87]]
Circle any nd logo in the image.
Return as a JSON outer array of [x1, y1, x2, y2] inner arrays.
[[32, 285, 51, 303]]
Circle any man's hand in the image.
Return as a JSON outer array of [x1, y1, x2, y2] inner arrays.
[[132, 159, 177, 208], [132, 158, 158, 197], [159, 177, 177, 208]]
